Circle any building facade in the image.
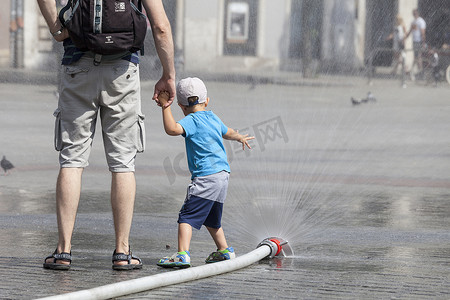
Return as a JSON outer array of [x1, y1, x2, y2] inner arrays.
[[2, 0, 447, 76]]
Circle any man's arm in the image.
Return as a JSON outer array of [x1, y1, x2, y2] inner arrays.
[[404, 21, 415, 40], [223, 128, 254, 150], [36, 0, 68, 42], [404, 26, 412, 40], [142, 0, 176, 107]]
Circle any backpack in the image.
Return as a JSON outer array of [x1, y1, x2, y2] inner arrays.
[[59, 0, 147, 56]]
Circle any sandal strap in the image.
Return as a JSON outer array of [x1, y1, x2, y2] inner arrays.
[[53, 252, 72, 261], [112, 248, 142, 264], [45, 249, 72, 263], [112, 252, 132, 263], [130, 254, 142, 264]]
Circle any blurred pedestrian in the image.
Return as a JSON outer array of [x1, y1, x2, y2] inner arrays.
[[10, 0, 24, 68], [9, 0, 24, 33], [37, 0, 176, 270], [386, 15, 407, 75], [405, 9, 427, 76]]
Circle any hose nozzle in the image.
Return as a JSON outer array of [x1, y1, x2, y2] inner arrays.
[[257, 237, 294, 258]]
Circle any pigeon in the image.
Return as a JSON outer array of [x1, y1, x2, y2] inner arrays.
[[352, 92, 376, 105], [351, 97, 362, 105], [366, 91, 376, 102], [1, 156, 14, 175]]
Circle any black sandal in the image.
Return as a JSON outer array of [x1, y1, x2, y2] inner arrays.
[[43, 249, 72, 270], [112, 247, 143, 270]]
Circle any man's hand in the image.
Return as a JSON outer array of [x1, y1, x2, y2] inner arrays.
[[152, 77, 175, 108], [53, 28, 69, 42]]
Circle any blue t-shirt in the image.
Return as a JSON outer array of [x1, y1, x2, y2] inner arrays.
[[177, 111, 230, 179]]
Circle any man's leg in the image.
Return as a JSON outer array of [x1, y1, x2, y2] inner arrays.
[[206, 226, 228, 251], [110, 171, 140, 266], [418, 52, 423, 72], [45, 167, 83, 265]]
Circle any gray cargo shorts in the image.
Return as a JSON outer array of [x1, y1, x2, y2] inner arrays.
[[53, 56, 145, 172]]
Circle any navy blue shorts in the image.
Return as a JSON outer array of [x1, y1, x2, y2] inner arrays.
[[178, 171, 229, 230]]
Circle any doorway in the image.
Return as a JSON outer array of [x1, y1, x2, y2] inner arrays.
[[223, 0, 258, 56]]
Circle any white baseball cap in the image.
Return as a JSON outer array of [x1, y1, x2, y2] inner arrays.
[[176, 77, 207, 106]]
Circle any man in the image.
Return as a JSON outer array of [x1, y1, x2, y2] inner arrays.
[[37, 0, 175, 270], [405, 9, 426, 75]]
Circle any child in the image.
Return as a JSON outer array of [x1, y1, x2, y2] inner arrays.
[[156, 77, 254, 268]]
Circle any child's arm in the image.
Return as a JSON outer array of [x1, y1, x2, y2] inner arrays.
[[159, 92, 184, 136], [223, 128, 255, 150]]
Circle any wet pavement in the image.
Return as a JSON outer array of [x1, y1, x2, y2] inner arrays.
[[0, 74, 450, 299]]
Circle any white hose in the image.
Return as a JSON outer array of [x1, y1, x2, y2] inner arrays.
[[38, 245, 272, 300]]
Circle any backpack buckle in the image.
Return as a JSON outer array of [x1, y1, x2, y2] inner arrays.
[[93, 54, 102, 66]]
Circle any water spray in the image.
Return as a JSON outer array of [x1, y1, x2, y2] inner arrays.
[[38, 237, 293, 300]]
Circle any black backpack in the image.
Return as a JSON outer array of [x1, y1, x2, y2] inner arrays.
[[59, 0, 147, 56]]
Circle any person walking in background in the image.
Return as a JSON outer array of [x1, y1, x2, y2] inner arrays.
[[156, 77, 254, 268], [405, 9, 427, 77], [386, 15, 407, 76], [37, 0, 175, 270]]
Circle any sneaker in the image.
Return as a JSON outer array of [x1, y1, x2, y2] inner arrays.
[[157, 251, 191, 268], [205, 247, 235, 263]]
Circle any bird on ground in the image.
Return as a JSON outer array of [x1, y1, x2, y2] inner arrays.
[[351, 97, 362, 105], [351, 92, 376, 105], [366, 91, 376, 102], [1, 156, 14, 175]]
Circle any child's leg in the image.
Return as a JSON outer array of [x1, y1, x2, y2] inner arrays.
[[206, 226, 228, 251], [157, 223, 192, 268], [178, 223, 192, 252]]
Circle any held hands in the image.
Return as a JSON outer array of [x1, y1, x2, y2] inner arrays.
[[157, 91, 171, 108], [153, 78, 175, 108]]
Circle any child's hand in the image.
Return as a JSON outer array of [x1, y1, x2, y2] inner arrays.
[[158, 91, 170, 108], [239, 134, 255, 150], [223, 128, 255, 150]]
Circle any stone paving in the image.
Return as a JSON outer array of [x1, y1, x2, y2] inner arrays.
[[0, 73, 449, 299]]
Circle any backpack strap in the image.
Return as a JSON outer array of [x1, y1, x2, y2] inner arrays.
[[136, 0, 145, 55], [58, 0, 73, 27]]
